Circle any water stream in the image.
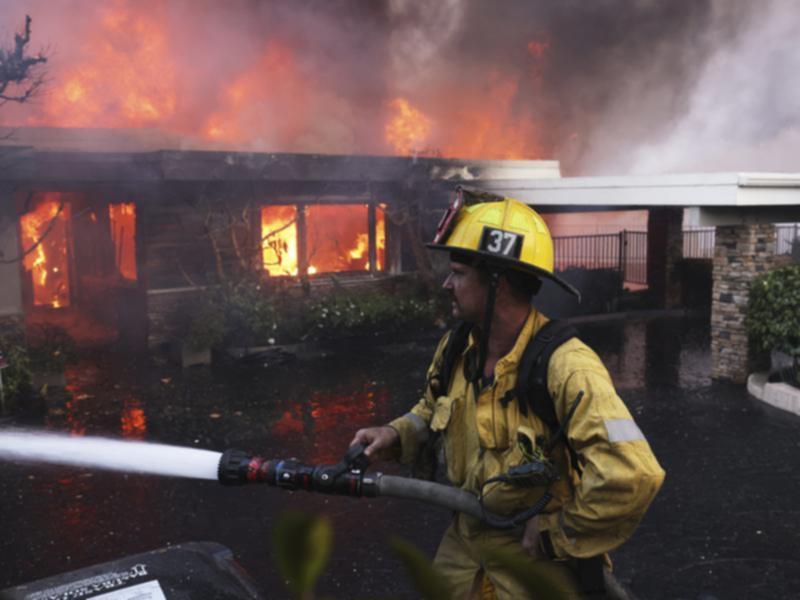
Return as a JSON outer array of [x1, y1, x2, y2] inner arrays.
[[0, 430, 221, 480]]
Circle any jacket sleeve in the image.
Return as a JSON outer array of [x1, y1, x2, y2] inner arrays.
[[387, 332, 451, 465], [537, 341, 665, 559]]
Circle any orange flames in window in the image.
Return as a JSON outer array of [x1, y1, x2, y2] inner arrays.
[[262, 205, 299, 276], [261, 204, 386, 276], [19, 196, 71, 308], [109, 203, 137, 281]]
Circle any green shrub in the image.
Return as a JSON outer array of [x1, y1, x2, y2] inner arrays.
[[185, 304, 227, 351], [303, 291, 438, 341], [26, 324, 77, 372], [0, 328, 33, 413], [171, 279, 443, 350], [746, 265, 800, 382]]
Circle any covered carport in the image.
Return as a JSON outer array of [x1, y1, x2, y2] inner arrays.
[[478, 172, 800, 384]]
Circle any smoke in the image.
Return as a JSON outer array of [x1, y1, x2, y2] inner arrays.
[[624, 0, 800, 174], [0, 0, 792, 174]]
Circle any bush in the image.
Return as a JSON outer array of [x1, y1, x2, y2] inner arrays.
[[746, 265, 800, 385], [303, 291, 438, 341], [0, 327, 33, 413], [26, 324, 77, 372], [170, 279, 443, 350]]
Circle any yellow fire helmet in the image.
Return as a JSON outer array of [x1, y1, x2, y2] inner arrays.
[[428, 186, 580, 299]]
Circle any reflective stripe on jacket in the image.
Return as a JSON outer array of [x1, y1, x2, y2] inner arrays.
[[389, 309, 665, 559]]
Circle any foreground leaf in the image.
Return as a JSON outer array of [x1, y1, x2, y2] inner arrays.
[[389, 536, 452, 600], [480, 547, 573, 600], [273, 511, 333, 599]]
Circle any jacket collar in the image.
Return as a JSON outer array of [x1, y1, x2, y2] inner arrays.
[[463, 308, 549, 377]]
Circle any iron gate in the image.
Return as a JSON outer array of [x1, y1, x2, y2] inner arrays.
[[553, 230, 647, 286]]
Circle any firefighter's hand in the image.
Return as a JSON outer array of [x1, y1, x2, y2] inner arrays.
[[521, 515, 545, 559], [350, 426, 399, 458]]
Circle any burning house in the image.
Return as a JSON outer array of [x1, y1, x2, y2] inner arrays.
[[0, 0, 798, 386], [0, 127, 561, 348]]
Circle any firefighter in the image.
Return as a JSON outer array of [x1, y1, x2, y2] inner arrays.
[[351, 188, 664, 599]]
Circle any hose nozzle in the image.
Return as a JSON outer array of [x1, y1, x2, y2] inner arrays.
[[216, 444, 377, 497], [218, 449, 270, 486]]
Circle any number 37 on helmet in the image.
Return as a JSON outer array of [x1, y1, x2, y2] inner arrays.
[[428, 186, 580, 299]]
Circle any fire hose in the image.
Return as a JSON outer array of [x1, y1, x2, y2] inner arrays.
[[217, 442, 554, 530], [218, 443, 634, 598]]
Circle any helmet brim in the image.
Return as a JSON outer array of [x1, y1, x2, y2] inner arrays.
[[427, 243, 582, 301]]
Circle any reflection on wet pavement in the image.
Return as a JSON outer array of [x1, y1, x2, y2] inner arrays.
[[0, 316, 798, 598]]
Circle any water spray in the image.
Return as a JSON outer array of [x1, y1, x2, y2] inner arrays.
[[0, 431, 221, 481]]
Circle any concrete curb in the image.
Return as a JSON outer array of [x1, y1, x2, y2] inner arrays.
[[566, 307, 706, 324], [747, 371, 800, 416]]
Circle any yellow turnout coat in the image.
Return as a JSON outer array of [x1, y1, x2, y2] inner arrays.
[[388, 309, 665, 597]]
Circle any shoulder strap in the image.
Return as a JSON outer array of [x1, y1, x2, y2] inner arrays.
[[522, 319, 579, 427], [428, 321, 472, 398], [501, 319, 578, 427], [515, 318, 583, 473]]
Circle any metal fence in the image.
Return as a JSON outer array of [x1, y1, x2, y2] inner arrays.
[[683, 224, 800, 258], [683, 228, 715, 259], [550, 223, 800, 294], [777, 223, 800, 255], [622, 231, 648, 284], [553, 230, 647, 285]]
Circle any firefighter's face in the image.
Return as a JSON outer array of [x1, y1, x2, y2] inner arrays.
[[442, 261, 486, 323]]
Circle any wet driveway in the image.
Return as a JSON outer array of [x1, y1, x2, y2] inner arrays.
[[0, 314, 798, 599]]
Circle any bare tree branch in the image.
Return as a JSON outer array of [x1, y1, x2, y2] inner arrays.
[[0, 15, 47, 105], [0, 198, 64, 264]]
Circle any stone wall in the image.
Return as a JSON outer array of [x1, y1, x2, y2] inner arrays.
[[711, 223, 775, 383]]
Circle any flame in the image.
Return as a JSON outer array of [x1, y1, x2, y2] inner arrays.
[[262, 205, 299, 276], [262, 204, 385, 277], [1, 4, 545, 162], [386, 98, 432, 156], [33, 2, 176, 128], [349, 233, 368, 261], [108, 203, 137, 280], [202, 41, 310, 146], [307, 204, 371, 274], [439, 71, 540, 160], [19, 195, 71, 308], [376, 205, 386, 271]]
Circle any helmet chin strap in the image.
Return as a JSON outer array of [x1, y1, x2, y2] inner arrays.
[[473, 270, 501, 386]]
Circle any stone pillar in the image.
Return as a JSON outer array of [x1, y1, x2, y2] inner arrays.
[[646, 208, 683, 308], [710, 223, 775, 383]]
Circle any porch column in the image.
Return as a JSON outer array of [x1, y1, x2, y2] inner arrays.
[[710, 223, 776, 383], [646, 207, 683, 308], [0, 186, 23, 330]]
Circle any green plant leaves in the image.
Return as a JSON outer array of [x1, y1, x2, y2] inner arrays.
[[388, 536, 453, 600], [479, 547, 573, 600], [172, 279, 443, 350], [273, 512, 333, 599], [746, 265, 800, 365]]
